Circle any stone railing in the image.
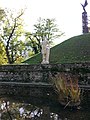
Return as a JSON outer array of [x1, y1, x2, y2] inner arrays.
[[0, 63, 90, 103], [0, 63, 90, 84], [0, 64, 50, 83]]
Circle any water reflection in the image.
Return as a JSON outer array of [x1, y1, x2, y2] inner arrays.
[[0, 99, 90, 120]]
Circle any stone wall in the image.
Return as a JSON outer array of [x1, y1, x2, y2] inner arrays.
[[0, 64, 50, 83], [0, 63, 90, 84], [0, 63, 90, 103]]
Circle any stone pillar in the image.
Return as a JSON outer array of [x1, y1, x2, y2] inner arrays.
[[82, 11, 89, 33]]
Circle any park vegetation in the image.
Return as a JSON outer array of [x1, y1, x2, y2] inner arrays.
[[24, 33, 90, 64], [0, 8, 64, 65]]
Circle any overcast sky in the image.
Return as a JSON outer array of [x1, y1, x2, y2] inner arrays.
[[0, 0, 90, 44]]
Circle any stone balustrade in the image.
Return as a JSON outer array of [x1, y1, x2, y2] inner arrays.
[[0, 63, 90, 103]]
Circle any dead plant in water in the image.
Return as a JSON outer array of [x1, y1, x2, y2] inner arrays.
[[52, 72, 80, 106]]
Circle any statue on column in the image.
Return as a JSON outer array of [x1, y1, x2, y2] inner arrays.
[[81, 0, 89, 33], [81, 0, 88, 12], [41, 39, 50, 64]]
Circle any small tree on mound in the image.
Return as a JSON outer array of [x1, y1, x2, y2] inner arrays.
[[25, 18, 64, 54]]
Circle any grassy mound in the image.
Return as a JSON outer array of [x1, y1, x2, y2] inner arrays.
[[24, 33, 90, 64]]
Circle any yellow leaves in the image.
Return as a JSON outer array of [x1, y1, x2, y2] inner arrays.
[[0, 41, 8, 65], [15, 56, 24, 64]]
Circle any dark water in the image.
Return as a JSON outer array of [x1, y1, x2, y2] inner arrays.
[[50, 106, 90, 120], [0, 97, 90, 120]]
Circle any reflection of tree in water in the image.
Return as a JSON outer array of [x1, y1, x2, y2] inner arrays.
[[0, 100, 90, 120], [0, 100, 58, 120], [0, 100, 43, 120]]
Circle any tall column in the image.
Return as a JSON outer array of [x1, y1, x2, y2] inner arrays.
[[81, 0, 89, 33], [82, 11, 89, 33]]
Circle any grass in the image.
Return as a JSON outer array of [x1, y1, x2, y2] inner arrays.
[[23, 33, 90, 64]]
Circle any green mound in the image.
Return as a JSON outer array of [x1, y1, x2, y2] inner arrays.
[[24, 33, 90, 64]]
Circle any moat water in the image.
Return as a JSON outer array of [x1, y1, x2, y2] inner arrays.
[[0, 97, 90, 120]]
